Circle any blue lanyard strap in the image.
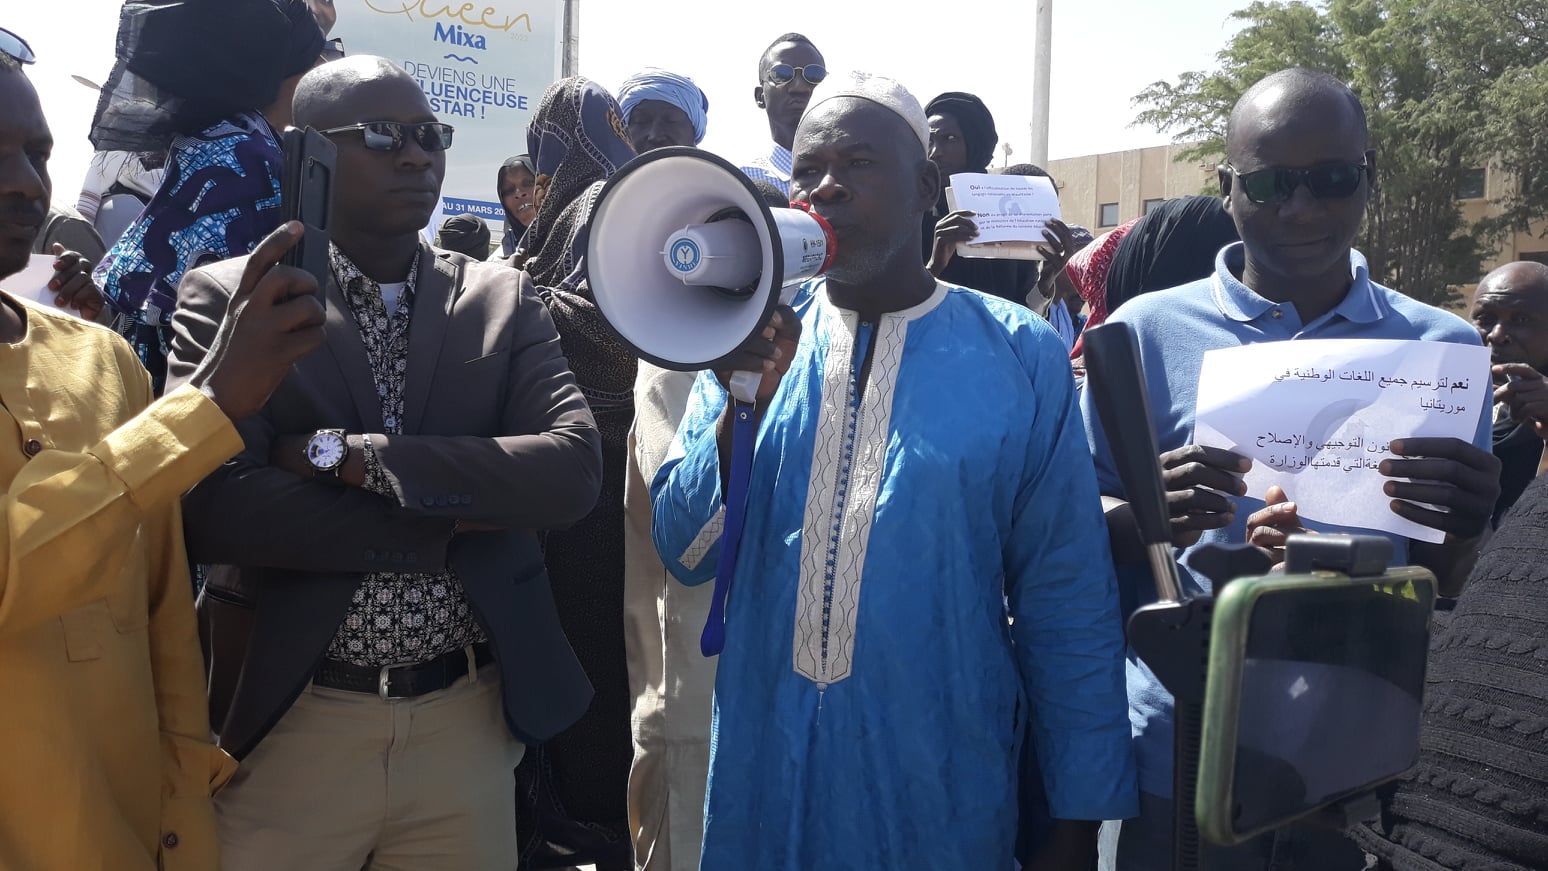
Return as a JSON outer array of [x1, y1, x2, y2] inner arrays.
[[700, 400, 758, 657]]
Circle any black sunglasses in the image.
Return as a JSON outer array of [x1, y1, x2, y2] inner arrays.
[[1227, 160, 1371, 204], [320, 121, 454, 152], [0, 27, 36, 65], [767, 63, 826, 86]]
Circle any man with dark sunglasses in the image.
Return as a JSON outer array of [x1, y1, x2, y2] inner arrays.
[[1083, 67, 1499, 871], [166, 55, 602, 870], [738, 32, 825, 196]]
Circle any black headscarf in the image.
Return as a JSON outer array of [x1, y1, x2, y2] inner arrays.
[[1103, 196, 1239, 314], [89, 0, 324, 152], [497, 153, 536, 258], [924, 92, 998, 173], [436, 214, 492, 259], [516, 77, 636, 289]]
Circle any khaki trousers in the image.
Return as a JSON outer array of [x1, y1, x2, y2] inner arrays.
[[215, 661, 524, 871]]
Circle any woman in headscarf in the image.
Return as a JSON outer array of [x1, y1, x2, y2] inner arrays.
[[494, 154, 536, 258], [434, 213, 491, 259], [1065, 218, 1140, 376], [1103, 195, 1239, 314], [921, 92, 1073, 306], [615, 67, 710, 152], [90, 0, 323, 392], [511, 76, 639, 871]]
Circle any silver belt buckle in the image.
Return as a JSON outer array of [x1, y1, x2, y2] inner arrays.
[[377, 660, 419, 700]]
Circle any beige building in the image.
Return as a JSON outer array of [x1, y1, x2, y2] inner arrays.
[[1048, 143, 1218, 232], [1047, 144, 1547, 307]]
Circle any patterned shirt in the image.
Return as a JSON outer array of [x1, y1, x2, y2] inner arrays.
[[325, 244, 485, 666], [738, 142, 793, 198], [94, 112, 285, 392]]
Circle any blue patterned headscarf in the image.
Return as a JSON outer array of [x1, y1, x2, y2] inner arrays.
[[518, 77, 637, 287], [615, 68, 709, 145]]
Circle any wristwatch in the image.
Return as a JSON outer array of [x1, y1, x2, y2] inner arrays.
[[304, 428, 349, 478]]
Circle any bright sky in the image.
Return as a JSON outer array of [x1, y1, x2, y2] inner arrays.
[[9, 0, 1247, 208]]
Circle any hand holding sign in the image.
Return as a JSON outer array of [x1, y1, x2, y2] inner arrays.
[[926, 210, 977, 276], [943, 172, 1061, 261], [1381, 437, 1500, 540], [1194, 338, 1491, 543]]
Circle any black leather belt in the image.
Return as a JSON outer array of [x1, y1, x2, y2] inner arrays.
[[314, 643, 493, 699]]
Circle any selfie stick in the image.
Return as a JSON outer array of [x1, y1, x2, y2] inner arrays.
[[1084, 323, 1269, 871]]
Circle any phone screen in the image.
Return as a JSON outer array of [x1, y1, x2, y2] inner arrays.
[[1228, 580, 1431, 834]]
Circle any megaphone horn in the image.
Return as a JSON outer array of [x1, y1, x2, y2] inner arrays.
[[586, 146, 835, 399]]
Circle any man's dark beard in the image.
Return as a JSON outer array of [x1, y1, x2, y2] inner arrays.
[[826, 228, 915, 287]]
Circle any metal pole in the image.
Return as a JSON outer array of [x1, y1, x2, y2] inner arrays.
[[561, 0, 579, 78], [1030, 0, 1052, 167]]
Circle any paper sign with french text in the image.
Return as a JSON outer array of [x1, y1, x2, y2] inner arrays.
[[946, 173, 1061, 246], [1193, 338, 1490, 544]]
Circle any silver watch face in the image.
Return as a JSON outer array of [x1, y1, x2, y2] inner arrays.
[[307, 431, 347, 471]]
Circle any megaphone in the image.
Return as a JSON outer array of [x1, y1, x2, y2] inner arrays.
[[587, 147, 836, 659], [587, 146, 835, 402]]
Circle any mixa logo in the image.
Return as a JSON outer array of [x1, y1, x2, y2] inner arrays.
[[435, 23, 487, 49]]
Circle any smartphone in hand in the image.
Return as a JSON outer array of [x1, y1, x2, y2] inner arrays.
[[280, 127, 336, 298]]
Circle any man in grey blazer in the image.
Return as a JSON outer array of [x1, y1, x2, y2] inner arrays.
[[166, 56, 602, 870]]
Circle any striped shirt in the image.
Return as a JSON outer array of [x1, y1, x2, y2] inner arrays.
[[738, 142, 793, 197]]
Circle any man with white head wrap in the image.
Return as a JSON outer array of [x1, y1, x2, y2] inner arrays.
[[616, 68, 708, 152], [612, 65, 717, 871], [651, 71, 1136, 869]]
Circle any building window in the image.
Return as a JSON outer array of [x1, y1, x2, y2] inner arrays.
[[1099, 203, 1120, 227], [1143, 198, 1167, 216], [1522, 252, 1548, 267], [1456, 168, 1487, 200]]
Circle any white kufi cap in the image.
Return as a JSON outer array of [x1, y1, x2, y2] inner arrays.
[[800, 70, 929, 153]]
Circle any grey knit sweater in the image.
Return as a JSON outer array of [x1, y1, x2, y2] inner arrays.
[[1352, 472, 1548, 870]]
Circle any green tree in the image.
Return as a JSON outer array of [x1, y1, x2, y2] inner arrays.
[[1133, 0, 1548, 308]]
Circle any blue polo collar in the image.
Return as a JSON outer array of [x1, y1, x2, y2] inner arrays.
[[1210, 241, 1387, 326]]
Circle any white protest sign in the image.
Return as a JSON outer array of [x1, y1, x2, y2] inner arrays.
[[1194, 338, 1490, 544], [946, 172, 1061, 246], [2, 254, 82, 318], [334, 0, 562, 234]]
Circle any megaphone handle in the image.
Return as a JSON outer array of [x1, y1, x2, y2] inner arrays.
[[727, 283, 803, 404], [727, 370, 762, 405], [701, 399, 758, 657]]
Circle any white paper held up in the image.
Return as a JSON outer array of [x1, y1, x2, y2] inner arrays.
[[1193, 338, 1490, 544], [945, 172, 1061, 253], [1, 253, 82, 319]]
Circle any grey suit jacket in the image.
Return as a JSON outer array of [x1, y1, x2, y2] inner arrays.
[[167, 242, 602, 759]]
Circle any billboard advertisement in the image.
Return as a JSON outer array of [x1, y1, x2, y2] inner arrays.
[[331, 0, 563, 233]]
